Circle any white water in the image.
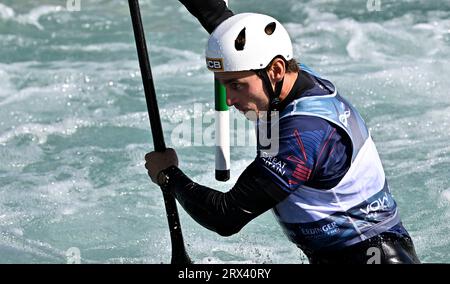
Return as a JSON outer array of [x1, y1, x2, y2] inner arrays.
[[0, 0, 449, 263]]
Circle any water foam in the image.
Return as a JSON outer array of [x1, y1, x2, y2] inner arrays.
[[0, 118, 91, 145], [0, 3, 14, 20], [0, 3, 64, 30]]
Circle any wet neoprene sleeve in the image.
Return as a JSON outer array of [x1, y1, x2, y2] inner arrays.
[[160, 162, 289, 236], [179, 0, 234, 33]]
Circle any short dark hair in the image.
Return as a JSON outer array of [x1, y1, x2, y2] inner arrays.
[[266, 57, 299, 73], [286, 58, 299, 73]]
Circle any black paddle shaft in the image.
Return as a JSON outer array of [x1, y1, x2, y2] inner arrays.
[[128, 0, 191, 264]]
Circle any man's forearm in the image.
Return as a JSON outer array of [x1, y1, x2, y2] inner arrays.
[[179, 0, 234, 33], [160, 163, 287, 236], [161, 166, 252, 236]]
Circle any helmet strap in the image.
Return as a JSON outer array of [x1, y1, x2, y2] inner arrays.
[[255, 69, 284, 151], [256, 69, 284, 112]]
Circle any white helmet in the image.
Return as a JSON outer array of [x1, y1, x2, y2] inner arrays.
[[205, 13, 293, 72]]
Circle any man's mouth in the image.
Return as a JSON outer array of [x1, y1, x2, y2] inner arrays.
[[234, 105, 246, 113]]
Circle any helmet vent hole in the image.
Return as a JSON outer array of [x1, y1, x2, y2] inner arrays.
[[265, 22, 276, 35], [235, 28, 246, 51]]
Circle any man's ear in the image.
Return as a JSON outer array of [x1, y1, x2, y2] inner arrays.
[[268, 58, 286, 84]]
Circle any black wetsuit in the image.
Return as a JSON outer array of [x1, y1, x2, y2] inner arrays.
[[165, 0, 420, 264]]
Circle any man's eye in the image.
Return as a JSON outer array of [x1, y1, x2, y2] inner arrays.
[[230, 83, 243, 91]]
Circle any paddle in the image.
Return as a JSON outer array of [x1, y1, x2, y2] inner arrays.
[[128, 0, 191, 264], [215, 0, 230, 182]]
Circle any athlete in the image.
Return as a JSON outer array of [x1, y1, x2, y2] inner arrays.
[[144, 0, 420, 264]]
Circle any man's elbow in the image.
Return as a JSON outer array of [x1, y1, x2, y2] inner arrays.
[[214, 224, 243, 237]]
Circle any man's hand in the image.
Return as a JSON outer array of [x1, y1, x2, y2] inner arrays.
[[145, 148, 178, 184]]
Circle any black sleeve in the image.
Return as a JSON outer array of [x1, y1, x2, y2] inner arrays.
[[161, 161, 289, 236], [179, 0, 234, 33]]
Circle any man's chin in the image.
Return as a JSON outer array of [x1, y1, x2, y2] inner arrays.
[[242, 110, 258, 121]]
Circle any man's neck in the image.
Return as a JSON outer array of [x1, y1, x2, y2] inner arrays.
[[279, 71, 299, 102], [275, 69, 316, 112]]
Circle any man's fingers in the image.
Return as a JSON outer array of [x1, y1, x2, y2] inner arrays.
[[144, 149, 178, 184]]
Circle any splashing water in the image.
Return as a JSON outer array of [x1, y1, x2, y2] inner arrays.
[[0, 0, 449, 263]]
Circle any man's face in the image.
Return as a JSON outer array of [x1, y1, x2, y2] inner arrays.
[[215, 71, 269, 120]]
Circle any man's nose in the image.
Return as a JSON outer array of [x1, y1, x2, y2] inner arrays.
[[226, 90, 238, 107], [226, 97, 233, 107]]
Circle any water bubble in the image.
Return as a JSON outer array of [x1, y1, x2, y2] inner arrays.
[[442, 189, 450, 203]]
